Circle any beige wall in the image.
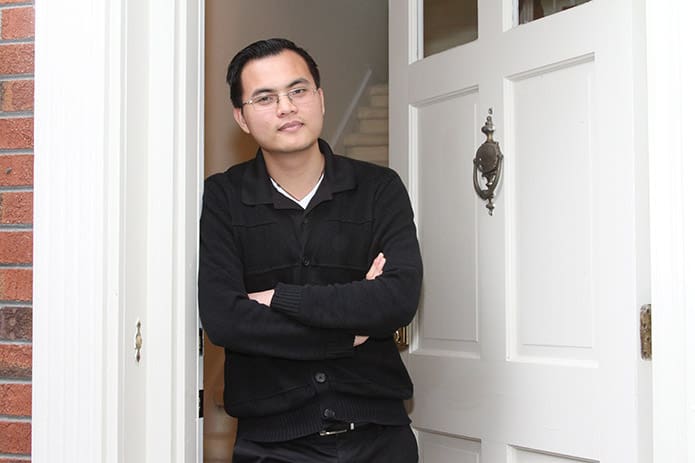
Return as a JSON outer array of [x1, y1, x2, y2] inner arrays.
[[205, 0, 388, 177]]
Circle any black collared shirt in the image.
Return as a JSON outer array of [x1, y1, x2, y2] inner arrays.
[[198, 139, 423, 441]]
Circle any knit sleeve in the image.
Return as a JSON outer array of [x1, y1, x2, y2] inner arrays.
[[198, 174, 355, 360], [270, 171, 423, 337]]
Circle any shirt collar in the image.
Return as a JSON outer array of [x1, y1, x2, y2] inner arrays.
[[240, 139, 356, 207]]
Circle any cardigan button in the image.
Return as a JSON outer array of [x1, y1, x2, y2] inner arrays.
[[302, 257, 310, 266], [322, 408, 336, 419], [314, 372, 327, 383]]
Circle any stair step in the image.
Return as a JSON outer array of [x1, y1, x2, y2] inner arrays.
[[346, 145, 388, 162], [344, 133, 388, 146], [369, 84, 388, 96], [358, 107, 388, 119], [370, 94, 388, 108], [359, 118, 388, 134]]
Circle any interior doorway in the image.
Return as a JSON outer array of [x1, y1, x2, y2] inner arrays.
[[202, 1, 389, 460]]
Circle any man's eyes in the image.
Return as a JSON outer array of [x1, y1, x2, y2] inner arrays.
[[254, 95, 276, 105], [251, 87, 310, 106], [289, 87, 308, 97]]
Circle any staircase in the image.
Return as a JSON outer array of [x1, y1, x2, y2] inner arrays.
[[343, 84, 389, 167]]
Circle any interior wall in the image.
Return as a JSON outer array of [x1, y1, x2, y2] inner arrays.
[[204, 0, 388, 177], [202, 3, 388, 460]]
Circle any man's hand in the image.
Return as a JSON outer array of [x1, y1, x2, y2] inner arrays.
[[365, 252, 385, 280], [248, 288, 274, 306], [354, 252, 386, 347]]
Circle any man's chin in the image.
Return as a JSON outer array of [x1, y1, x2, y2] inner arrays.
[[266, 138, 319, 156]]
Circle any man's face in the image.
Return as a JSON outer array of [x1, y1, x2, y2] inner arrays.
[[233, 50, 325, 157]]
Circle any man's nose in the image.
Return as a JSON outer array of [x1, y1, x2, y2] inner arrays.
[[275, 94, 297, 114]]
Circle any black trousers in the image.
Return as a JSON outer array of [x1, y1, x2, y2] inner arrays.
[[232, 424, 418, 463]]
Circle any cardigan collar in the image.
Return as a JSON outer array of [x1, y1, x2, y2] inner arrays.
[[240, 139, 356, 207]]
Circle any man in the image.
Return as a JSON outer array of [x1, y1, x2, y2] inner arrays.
[[198, 38, 422, 462]]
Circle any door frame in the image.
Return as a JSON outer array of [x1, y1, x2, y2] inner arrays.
[[31, 0, 692, 461], [645, 1, 694, 461], [32, 0, 204, 461]]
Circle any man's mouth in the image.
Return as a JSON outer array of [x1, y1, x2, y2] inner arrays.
[[278, 121, 303, 131]]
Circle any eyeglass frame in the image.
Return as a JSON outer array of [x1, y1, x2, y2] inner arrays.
[[241, 86, 319, 110]]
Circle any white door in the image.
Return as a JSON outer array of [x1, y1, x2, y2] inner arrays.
[[390, 1, 650, 462]]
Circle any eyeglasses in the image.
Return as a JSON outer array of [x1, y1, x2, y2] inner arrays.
[[242, 87, 318, 110]]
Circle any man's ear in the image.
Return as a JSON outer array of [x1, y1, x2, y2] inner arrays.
[[233, 107, 251, 134]]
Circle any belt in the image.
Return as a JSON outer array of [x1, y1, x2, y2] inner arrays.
[[318, 422, 370, 437]]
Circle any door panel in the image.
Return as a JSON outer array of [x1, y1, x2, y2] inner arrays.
[[390, 0, 646, 461], [510, 57, 596, 364], [416, 91, 480, 355]]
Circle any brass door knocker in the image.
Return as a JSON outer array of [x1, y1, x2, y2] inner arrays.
[[473, 109, 504, 215]]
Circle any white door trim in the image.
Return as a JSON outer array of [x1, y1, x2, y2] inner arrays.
[[645, 1, 694, 461], [32, 0, 204, 461], [33, 1, 124, 460]]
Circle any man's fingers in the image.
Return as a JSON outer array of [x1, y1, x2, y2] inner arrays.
[[365, 252, 386, 280], [248, 289, 274, 306], [353, 335, 369, 347]]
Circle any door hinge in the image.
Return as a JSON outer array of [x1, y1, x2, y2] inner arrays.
[[199, 389, 204, 418], [640, 304, 652, 360], [198, 328, 204, 357]]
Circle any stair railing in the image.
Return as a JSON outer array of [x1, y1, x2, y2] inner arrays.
[[330, 67, 373, 147]]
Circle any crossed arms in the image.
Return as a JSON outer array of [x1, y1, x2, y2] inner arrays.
[[198, 171, 422, 360], [249, 252, 387, 347]]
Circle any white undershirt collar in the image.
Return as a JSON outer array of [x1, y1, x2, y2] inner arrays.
[[270, 173, 324, 209]]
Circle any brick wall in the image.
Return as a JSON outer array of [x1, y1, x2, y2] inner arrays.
[[0, 0, 33, 461]]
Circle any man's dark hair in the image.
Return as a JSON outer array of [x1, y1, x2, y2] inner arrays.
[[226, 38, 321, 108]]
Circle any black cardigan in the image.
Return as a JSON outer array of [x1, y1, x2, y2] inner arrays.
[[198, 140, 423, 442]]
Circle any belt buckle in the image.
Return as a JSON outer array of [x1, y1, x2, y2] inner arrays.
[[319, 422, 356, 436]]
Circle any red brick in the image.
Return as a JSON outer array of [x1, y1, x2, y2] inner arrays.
[[0, 231, 32, 264], [0, 459, 31, 463], [1, 7, 34, 40], [0, 421, 31, 454], [0, 383, 31, 416], [0, 44, 33, 75], [0, 269, 31, 301], [0, 344, 31, 379], [0, 307, 32, 341], [0, 192, 32, 224], [1, 80, 33, 112], [0, 0, 31, 4], [0, 155, 33, 187], [0, 191, 31, 224], [0, 118, 32, 150]]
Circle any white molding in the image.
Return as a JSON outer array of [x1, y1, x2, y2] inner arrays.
[[171, 0, 205, 461], [646, 0, 694, 461], [33, 0, 120, 460], [33, 0, 204, 461], [103, 0, 126, 461]]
